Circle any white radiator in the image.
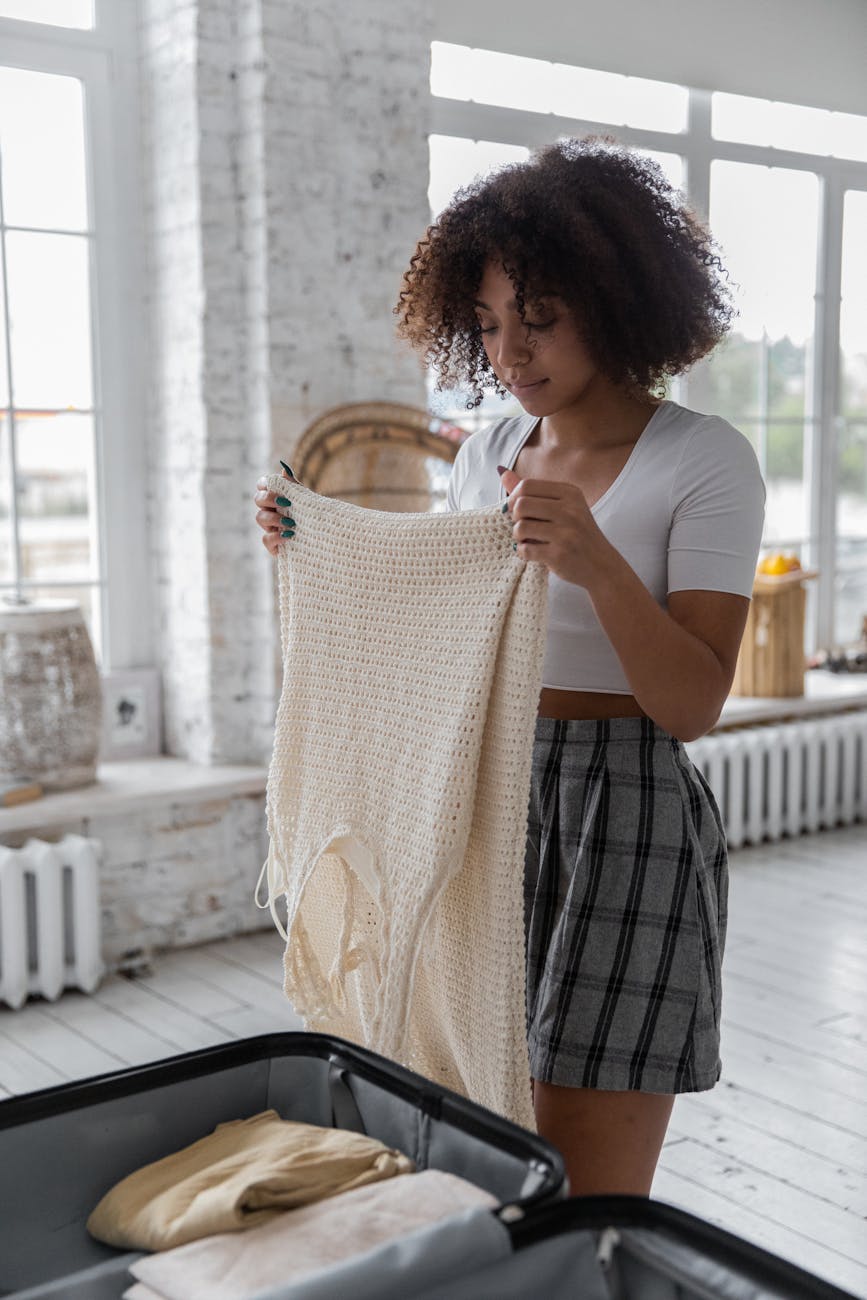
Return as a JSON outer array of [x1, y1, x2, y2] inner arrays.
[[685, 709, 867, 849], [0, 834, 104, 1010]]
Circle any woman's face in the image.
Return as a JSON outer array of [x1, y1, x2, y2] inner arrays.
[[474, 259, 601, 416]]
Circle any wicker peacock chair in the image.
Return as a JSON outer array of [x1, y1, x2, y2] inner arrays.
[[291, 401, 472, 513]]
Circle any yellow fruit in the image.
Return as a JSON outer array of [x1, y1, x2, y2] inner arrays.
[[784, 554, 802, 572], [760, 553, 789, 576]]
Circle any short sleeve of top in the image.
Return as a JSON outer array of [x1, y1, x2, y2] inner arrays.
[[667, 416, 766, 598]]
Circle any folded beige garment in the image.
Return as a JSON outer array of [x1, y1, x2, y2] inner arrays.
[[88, 1109, 414, 1252], [124, 1169, 497, 1300]]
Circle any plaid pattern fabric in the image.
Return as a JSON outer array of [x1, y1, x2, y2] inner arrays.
[[524, 716, 728, 1094]]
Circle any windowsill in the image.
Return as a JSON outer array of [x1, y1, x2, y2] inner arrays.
[[715, 670, 867, 730], [0, 758, 268, 836], [2, 672, 866, 837]]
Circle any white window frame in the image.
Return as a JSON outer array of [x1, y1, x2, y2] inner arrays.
[[430, 85, 867, 651], [0, 0, 149, 670]]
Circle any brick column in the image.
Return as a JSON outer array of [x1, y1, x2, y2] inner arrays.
[[139, 0, 432, 764]]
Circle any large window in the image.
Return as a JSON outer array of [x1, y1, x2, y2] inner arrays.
[[428, 41, 867, 651], [0, 65, 99, 630], [0, 3, 146, 667]]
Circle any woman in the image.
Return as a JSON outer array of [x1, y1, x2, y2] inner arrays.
[[254, 137, 765, 1197]]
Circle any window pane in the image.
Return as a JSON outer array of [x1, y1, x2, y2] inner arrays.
[[0, 67, 88, 232], [836, 190, 867, 644], [712, 91, 867, 162], [0, 0, 92, 27], [428, 134, 530, 217], [467, 47, 554, 116], [0, 412, 13, 583], [15, 411, 96, 584], [550, 64, 686, 132], [635, 149, 684, 192], [5, 231, 93, 409], [688, 162, 819, 550], [840, 190, 867, 420], [430, 42, 549, 113], [830, 113, 867, 164], [0, 252, 7, 407], [430, 42, 687, 132]]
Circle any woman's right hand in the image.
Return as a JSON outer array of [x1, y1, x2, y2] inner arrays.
[[254, 465, 297, 557]]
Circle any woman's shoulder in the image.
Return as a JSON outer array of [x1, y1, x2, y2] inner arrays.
[[654, 401, 765, 506], [654, 400, 762, 472]]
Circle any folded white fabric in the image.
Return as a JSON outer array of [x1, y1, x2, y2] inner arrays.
[[124, 1169, 498, 1300], [248, 1205, 513, 1300], [258, 481, 549, 1129]]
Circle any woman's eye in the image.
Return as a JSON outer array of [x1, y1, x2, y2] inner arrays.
[[477, 322, 497, 335], [526, 319, 555, 330]]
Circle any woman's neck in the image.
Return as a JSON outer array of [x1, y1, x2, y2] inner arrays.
[[541, 386, 660, 452]]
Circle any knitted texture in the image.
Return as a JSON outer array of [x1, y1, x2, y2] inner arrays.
[[259, 478, 549, 1128]]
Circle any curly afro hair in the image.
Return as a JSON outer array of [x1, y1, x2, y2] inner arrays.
[[394, 136, 733, 407]]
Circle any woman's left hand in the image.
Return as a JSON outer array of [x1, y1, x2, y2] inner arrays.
[[499, 466, 612, 589]]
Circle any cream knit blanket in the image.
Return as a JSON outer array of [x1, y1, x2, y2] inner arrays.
[[258, 478, 549, 1129]]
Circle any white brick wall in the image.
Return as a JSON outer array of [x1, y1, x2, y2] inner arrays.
[[94, 794, 270, 963], [139, 0, 432, 765]]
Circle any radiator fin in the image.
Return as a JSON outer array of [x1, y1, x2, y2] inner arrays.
[[0, 834, 103, 1010]]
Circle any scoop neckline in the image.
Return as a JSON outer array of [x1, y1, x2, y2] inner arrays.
[[501, 400, 669, 513]]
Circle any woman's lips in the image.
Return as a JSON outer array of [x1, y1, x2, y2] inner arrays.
[[509, 378, 548, 395]]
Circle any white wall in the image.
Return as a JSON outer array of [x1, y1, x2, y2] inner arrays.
[[432, 0, 867, 116]]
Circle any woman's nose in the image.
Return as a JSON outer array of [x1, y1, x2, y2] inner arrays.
[[496, 323, 532, 368]]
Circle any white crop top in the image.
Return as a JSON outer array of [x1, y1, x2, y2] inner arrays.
[[446, 400, 766, 694]]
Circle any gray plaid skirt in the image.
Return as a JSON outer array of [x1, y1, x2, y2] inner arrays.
[[524, 715, 727, 1094]]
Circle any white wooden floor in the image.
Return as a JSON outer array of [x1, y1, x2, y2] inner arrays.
[[1, 825, 866, 1297]]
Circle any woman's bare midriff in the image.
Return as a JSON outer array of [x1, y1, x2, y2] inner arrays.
[[538, 687, 646, 721]]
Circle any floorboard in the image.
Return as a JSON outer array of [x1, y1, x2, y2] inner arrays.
[[0, 823, 865, 1295]]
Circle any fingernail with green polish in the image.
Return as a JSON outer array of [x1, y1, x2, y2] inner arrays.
[[281, 529, 295, 538], [279, 461, 295, 478], [275, 496, 292, 507], [501, 502, 509, 513]]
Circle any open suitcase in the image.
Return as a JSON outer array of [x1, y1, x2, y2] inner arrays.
[[0, 1031, 857, 1300], [0, 1031, 564, 1299]]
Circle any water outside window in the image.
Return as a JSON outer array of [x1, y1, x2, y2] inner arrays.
[[837, 190, 867, 644]]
